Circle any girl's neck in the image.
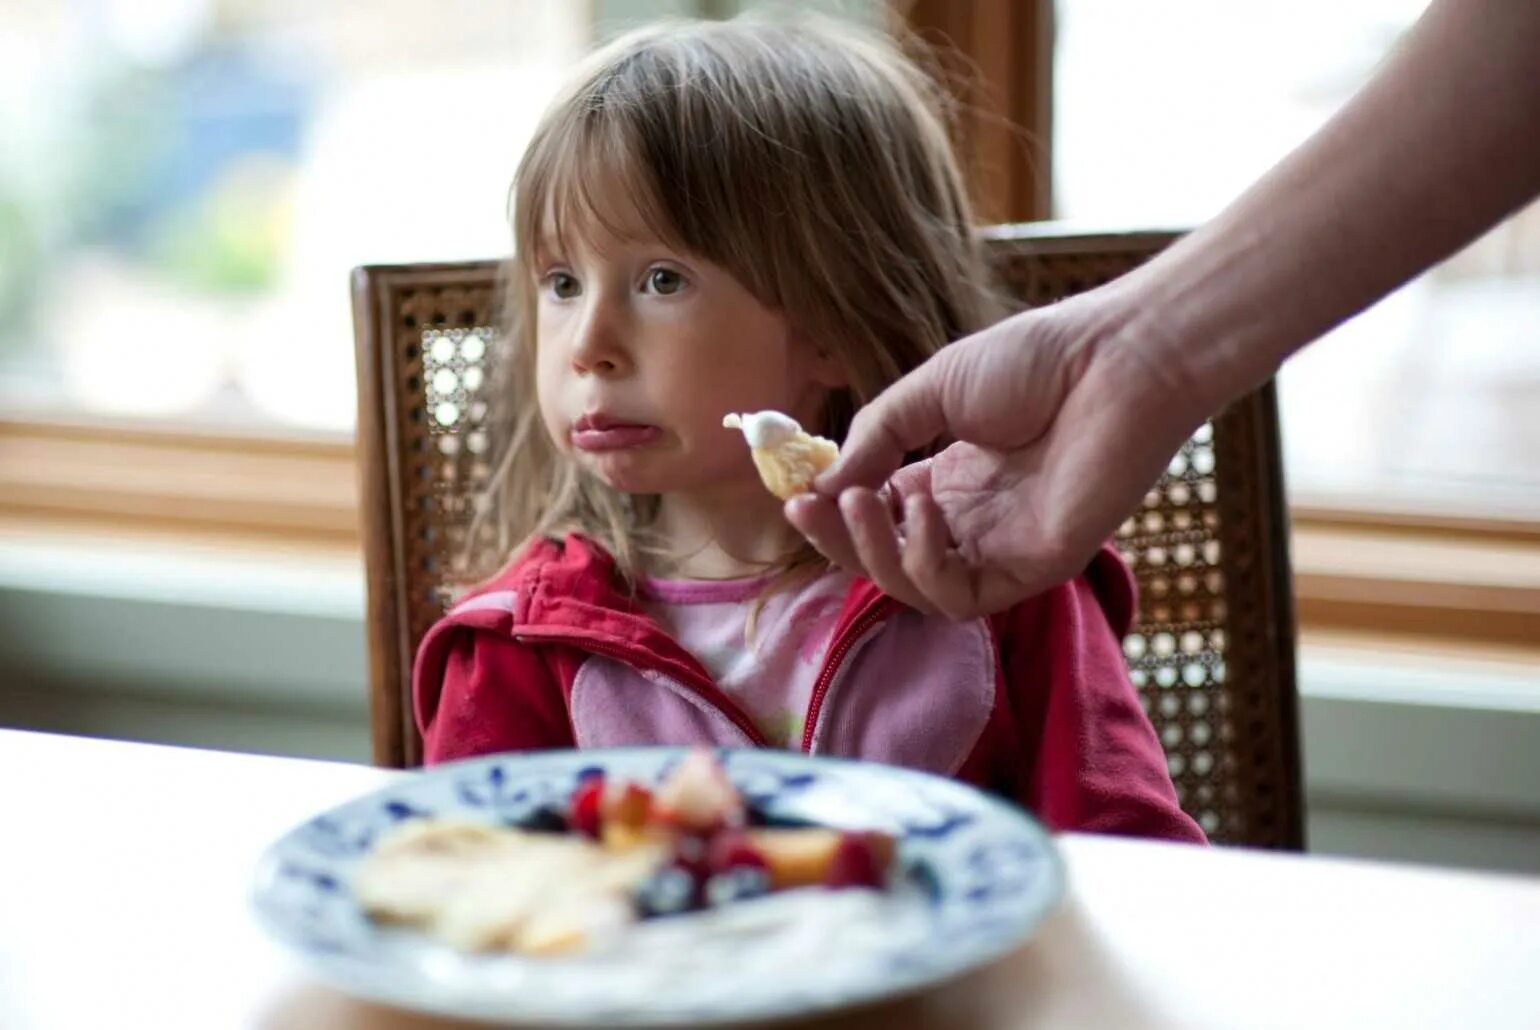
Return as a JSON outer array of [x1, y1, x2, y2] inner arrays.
[[648, 480, 801, 580]]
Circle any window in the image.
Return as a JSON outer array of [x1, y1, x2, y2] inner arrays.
[[5, 0, 1535, 657], [1054, 0, 1540, 521], [0, 0, 586, 433]]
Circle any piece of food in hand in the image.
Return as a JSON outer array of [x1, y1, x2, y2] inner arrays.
[[722, 411, 839, 500], [652, 750, 746, 833]]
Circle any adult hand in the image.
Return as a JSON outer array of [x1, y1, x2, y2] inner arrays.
[[787, 0, 1540, 619], [786, 290, 1211, 619]]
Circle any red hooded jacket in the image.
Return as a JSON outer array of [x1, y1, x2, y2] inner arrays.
[[414, 535, 1204, 843]]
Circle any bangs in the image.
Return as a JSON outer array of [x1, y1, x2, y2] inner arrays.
[[512, 92, 684, 266]]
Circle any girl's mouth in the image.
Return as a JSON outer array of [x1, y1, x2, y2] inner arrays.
[[571, 414, 663, 452]]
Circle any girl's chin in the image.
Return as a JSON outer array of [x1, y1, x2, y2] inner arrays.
[[577, 454, 765, 500], [576, 453, 675, 494]]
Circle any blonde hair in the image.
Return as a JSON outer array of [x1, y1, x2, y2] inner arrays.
[[479, 13, 1007, 585]]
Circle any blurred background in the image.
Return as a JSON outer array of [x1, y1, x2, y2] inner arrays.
[[1, 1, 1536, 872]]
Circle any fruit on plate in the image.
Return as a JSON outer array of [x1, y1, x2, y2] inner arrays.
[[651, 749, 746, 833], [355, 750, 896, 954]]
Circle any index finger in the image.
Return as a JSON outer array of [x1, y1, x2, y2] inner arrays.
[[815, 361, 950, 495]]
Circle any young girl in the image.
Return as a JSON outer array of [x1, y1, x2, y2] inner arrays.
[[413, 15, 1204, 844]]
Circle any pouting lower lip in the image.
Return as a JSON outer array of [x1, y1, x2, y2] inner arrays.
[[571, 424, 662, 451]]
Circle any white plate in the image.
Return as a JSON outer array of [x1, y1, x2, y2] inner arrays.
[[252, 748, 1064, 1026]]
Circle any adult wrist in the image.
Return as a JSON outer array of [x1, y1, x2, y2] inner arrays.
[[1104, 230, 1293, 423]]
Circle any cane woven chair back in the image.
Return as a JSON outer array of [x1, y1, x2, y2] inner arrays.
[[352, 222, 1303, 849]]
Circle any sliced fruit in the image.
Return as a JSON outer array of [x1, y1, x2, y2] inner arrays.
[[745, 827, 844, 889], [652, 750, 745, 833], [604, 782, 654, 829], [824, 831, 892, 889]]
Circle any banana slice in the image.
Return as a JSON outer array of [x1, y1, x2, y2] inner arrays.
[[722, 411, 839, 500]]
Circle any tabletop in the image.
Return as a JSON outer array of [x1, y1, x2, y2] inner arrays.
[[2, 728, 1537, 1030]]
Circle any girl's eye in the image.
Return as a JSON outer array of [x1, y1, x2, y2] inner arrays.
[[644, 267, 686, 296], [545, 272, 580, 299]]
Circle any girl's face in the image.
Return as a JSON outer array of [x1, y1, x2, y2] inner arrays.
[[533, 198, 842, 499]]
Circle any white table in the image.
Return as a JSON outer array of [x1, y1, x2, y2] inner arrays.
[[2, 728, 1537, 1029]]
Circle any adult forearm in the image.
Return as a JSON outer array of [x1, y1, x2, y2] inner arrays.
[[1111, 0, 1540, 413]]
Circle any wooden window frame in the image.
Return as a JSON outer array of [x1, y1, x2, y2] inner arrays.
[[894, 0, 1055, 223]]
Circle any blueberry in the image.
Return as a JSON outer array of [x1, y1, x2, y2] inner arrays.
[[635, 866, 699, 918], [745, 806, 814, 829], [512, 805, 568, 833], [905, 859, 941, 903], [705, 866, 771, 907]]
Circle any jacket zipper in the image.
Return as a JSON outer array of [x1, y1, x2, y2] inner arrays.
[[516, 630, 770, 748], [800, 599, 898, 754]]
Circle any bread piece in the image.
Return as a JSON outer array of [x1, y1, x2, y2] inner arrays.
[[722, 411, 839, 500]]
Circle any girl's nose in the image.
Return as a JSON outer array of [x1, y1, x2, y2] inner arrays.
[[569, 303, 630, 377]]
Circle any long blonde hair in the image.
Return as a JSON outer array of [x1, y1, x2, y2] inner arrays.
[[479, 13, 1007, 584]]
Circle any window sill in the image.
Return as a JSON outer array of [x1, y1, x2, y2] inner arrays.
[[3, 415, 1537, 659], [0, 416, 357, 548], [1291, 504, 1540, 650]]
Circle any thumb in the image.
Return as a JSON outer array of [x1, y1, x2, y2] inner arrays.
[[817, 357, 951, 494]]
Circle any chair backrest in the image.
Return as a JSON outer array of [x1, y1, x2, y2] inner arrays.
[[351, 222, 1303, 849]]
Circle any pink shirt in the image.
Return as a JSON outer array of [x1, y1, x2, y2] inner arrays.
[[640, 571, 854, 747]]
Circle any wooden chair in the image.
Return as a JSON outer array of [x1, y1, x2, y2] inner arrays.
[[351, 223, 1304, 849]]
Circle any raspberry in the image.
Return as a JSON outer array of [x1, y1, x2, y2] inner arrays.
[[569, 776, 605, 839], [824, 831, 889, 889], [706, 829, 769, 875]]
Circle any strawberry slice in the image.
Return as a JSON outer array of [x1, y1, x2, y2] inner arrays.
[[824, 831, 891, 889], [569, 776, 605, 839]]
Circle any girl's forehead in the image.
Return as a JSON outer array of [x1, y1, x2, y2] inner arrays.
[[528, 145, 683, 259], [537, 197, 660, 257]]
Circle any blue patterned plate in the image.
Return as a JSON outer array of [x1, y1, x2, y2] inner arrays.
[[252, 748, 1063, 1026]]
